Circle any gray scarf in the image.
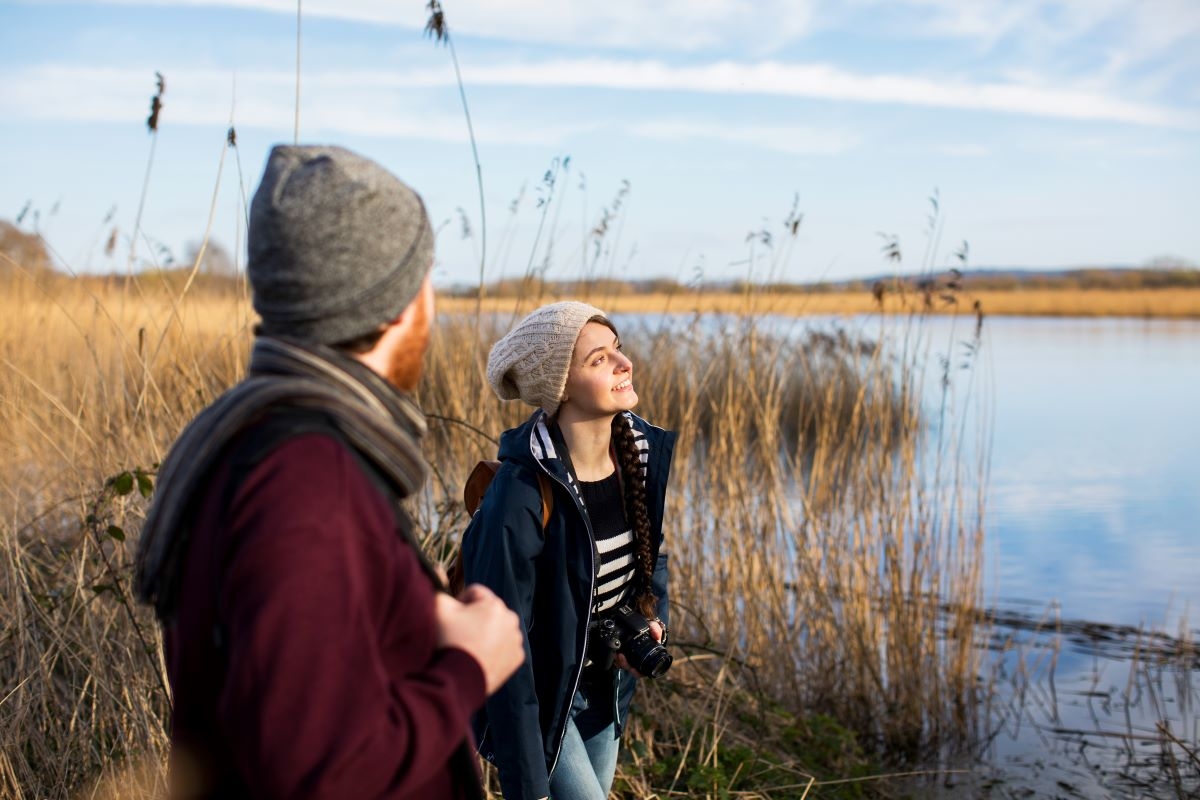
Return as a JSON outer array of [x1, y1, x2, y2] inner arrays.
[[134, 336, 430, 621]]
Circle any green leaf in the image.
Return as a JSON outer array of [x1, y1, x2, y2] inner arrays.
[[92, 583, 113, 594], [112, 472, 135, 496], [106, 525, 126, 542], [136, 471, 154, 498]]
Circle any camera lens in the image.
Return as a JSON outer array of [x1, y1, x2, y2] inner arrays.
[[638, 647, 673, 679]]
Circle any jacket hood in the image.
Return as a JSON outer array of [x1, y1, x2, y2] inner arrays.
[[497, 409, 564, 472], [497, 409, 677, 543], [498, 408, 673, 479]]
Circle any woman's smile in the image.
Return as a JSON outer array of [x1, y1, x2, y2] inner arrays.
[[559, 321, 640, 419]]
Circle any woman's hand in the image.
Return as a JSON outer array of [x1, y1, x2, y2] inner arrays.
[[613, 620, 664, 677]]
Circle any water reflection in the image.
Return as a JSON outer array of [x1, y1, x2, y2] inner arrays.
[[616, 312, 1200, 632], [615, 311, 1200, 796], [981, 316, 1200, 633], [969, 316, 1200, 798]]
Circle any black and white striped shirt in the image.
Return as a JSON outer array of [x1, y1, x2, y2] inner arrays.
[[578, 471, 636, 614]]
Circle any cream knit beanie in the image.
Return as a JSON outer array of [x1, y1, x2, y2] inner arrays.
[[487, 301, 608, 416]]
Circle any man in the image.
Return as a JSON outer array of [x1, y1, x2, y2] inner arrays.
[[134, 145, 524, 799]]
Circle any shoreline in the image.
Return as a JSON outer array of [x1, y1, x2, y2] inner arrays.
[[436, 287, 1200, 319], [13, 272, 1200, 319]]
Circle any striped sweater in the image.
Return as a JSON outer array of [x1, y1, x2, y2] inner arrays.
[[577, 472, 635, 613]]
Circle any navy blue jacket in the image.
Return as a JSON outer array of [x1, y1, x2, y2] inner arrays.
[[461, 410, 676, 800]]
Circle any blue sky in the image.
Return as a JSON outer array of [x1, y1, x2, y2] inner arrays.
[[1, 0, 1197, 286]]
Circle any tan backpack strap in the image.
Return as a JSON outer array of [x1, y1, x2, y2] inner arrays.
[[535, 471, 554, 529], [463, 460, 501, 518], [451, 461, 555, 597], [465, 459, 553, 530]]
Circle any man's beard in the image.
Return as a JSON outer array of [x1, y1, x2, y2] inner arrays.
[[385, 296, 431, 394]]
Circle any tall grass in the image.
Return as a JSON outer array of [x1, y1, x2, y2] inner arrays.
[[1, 267, 989, 798]]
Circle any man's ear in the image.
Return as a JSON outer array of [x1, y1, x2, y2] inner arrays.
[[387, 274, 434, 333]]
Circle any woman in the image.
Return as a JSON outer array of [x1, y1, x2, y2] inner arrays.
[[462, 301, 676, 800]]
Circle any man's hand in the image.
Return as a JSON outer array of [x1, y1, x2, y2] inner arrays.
[[436, 584, 525, 695]]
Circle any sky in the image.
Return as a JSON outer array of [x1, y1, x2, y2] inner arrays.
[[1, 0, 1198, 287]]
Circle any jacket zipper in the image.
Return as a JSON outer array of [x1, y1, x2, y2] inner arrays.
[[543, 460, 599, 781]]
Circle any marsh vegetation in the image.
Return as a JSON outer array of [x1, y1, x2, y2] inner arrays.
[[1, 267, 996, 798]]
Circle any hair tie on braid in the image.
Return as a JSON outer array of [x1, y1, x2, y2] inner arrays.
[[612, 414, 657, 618]]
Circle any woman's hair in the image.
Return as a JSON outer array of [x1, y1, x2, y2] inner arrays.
[[611, 413, 658, 618], [587, 314, 617, 341], [570, 315, 658, 617]]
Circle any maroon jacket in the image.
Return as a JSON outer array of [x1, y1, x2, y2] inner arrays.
[[164, 428, 484, 799]]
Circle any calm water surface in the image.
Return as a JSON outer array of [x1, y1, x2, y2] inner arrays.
[[848, 314, 1198, 798], [983, 316, 1200, 630], [619, 311, 1200, 797], [965, 316, 1200, 798]]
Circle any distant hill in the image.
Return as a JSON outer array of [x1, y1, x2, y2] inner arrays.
[[0, 221, 52, 276], [4, 216, 1194, 297], [442, 264, 1200, 298], [810, 265, 1200, 293]]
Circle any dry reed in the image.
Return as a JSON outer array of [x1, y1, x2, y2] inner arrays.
[[1, 268, 989, 798]]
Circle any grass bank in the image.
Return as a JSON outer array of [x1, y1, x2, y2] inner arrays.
[[2, 272, 988, 798], [440, 287, 1200, 319]]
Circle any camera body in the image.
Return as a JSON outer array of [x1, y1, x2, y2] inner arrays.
[[590, 603, 673, 679]]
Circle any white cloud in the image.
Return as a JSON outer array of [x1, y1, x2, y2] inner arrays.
[[75, 0, 819, 53], [90, 0, 1199, 57], [842, 0, 1200, 78], [21, 1, 1198, 126], [450, 58, 1196, 129], [0, 65, 589, 144], [4, 56, 1195, 140], [33, 0, 1200, 92]]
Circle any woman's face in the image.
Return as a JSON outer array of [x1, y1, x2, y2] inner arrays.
[[560, 321, 638, 419]]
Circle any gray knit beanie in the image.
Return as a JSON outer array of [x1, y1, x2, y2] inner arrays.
[[247, 144, 433, 345], [487, 301, 608, 416]]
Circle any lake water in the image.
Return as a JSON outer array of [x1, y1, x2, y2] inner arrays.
[[854, 314, 1199, 798], [962, 316, 1200, 798], [983, 317, 1200, 632], [617, 311, 1200, 797]]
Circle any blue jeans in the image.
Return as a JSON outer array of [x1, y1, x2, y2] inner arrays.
[[549, 685, 619, 800]]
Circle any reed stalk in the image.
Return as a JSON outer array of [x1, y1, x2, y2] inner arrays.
[[1, 269, 999, 797]]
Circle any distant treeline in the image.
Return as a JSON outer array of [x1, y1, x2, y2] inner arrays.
[[444, 266, 1200, 298], [0, 221, 52, 275], [2, 219, 1196, 295]]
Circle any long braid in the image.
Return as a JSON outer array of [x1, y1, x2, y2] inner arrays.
[[612, 414, 657, 618]]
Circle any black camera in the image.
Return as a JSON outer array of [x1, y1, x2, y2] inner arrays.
[[590, 604, 673, 679]]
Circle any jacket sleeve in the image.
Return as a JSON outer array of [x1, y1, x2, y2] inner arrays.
[[461, 465, 551, 800], [652, 550, 670, 631], [216, 436, 486, 799], [642, 417, 675, 631]]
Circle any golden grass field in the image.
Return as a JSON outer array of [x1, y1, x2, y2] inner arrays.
[[0, 271, 993, 798], [4, 270, 1195, 798]]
